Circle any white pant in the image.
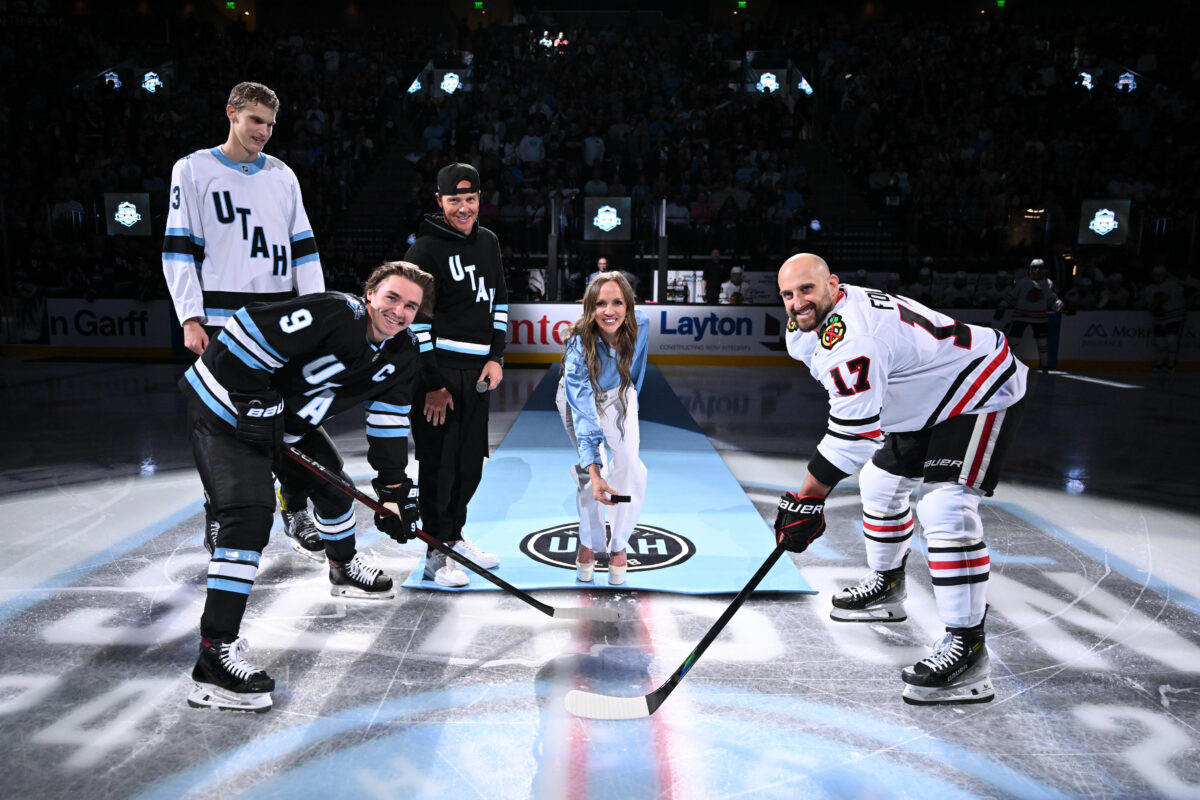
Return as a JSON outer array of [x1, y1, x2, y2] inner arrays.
[[556, 380, 647, 553]]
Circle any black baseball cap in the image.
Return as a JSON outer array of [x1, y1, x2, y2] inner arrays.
[[436, 162, 480, 196]]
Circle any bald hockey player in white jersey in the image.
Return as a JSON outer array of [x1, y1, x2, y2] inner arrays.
[[772, 253, 1027, 705], [163, 81, 327, 560]]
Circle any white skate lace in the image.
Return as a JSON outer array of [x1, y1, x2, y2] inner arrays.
[[346, 554, 383, 585], [219, 637, 264, 681], [920, 633, 965, 672], [845, 572, 885, 600], [291, 511, 320, 543]]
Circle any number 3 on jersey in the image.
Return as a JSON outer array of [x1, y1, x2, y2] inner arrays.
[[830, 356, 870, 396]]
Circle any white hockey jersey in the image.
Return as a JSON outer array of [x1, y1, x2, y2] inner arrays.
[[1005, 276, 1062, 323], [786, 285, 1027, 480], [162, 147, 324, 328]]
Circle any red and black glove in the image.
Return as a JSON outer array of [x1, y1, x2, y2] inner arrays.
[[774, 492, 826, 553]]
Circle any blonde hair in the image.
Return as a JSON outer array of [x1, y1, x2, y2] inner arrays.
[[228, 81, 280, 112], [564, 272, 639, 423]]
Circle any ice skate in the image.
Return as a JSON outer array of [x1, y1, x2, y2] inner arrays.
[[453, 535, 499, 569], [901, 622, 994, 705], [202, 516, 220, 557], [423, 550, 469, 587], [830, 552, 908, 622], [280, 498, 324, 563], [329, 553, 395, 599], [187, 637, 274, 713]]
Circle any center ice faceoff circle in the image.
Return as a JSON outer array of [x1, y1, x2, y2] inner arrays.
[[520, 523, 696, 572]]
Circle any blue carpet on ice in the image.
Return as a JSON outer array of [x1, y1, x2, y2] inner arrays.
[[403, 364, 814, 595]]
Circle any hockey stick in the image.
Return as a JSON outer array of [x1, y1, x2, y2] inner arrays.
[[564, 541, 788, 719], [283, 446, 618, 622]]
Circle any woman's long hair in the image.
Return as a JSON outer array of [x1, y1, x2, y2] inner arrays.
[[564, 272, 639, 425]]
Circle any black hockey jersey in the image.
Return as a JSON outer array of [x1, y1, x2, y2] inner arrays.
[[403, 214, 508, 388], [180, 292, 418, 483]]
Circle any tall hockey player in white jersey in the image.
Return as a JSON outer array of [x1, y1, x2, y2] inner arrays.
[[162, 81, 328, 562], [773, 254, 1027, 705], [179, 262, 432, 712]]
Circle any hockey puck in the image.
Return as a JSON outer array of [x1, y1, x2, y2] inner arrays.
[[475, 380, 490, 393], [610, 494, 631, 503]]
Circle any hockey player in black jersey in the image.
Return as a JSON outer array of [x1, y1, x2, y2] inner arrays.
[[403, 162, 508, 587], [181, 261, 432, 711]]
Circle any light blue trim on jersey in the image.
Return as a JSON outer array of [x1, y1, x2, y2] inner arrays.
[[434, 338, 491, 355], [216, 329, 272, 372], [165, 227, 204, 246], [164, 253, 196, 264], [209, 146, 267, 175], [290, 230, 315, 243], [214, 547, 262, 563], [493, 321, 508, 332], [183, 367, 237, 427], [293, 252, 321, 267], [410, 323, 431, 333], [366, 426, 409, 438], [494, 304, 509, 311], [204, 307, 239, 320], [232, 308, 287, 364], [366, 401, 411, 415], [207, 577, 253, 595]]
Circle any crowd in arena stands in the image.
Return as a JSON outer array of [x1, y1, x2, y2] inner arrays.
[[3, 11, 412, 307], [2, 4, 1197, 319]]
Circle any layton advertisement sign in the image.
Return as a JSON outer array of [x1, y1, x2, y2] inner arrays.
[[505, 303, 796, 364]]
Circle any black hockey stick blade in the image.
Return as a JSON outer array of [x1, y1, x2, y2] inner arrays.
[[283, 446, 618, 623], [564, 541, 789, 719]]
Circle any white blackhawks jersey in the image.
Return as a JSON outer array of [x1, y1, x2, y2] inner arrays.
[[786, 285, 1027, 477], [162, 147, 324, 328]]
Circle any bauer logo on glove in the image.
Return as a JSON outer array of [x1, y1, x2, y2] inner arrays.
[[773, 491, 826, 553]]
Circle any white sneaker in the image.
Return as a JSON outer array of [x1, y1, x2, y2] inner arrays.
[[453, 536, 500, 569], [423, 551, 469, 587]]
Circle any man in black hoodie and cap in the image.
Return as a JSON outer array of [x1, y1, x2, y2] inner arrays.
[[403, 162, 508, 587]]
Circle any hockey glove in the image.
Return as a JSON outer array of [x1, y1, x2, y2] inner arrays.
[[774, 492, 826, 553], [229, 391, 285, 452], [373, 478, 420, 544]]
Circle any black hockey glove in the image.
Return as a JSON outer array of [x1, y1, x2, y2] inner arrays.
[[373, 478, 420, 544], [774, 492, 826, 553], [229, 391, 284, 452]]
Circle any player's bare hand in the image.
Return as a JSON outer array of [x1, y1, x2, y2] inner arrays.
[[480, 360, 503, 390], [424, 388, 453, 426], [183, 319, 209, 355]]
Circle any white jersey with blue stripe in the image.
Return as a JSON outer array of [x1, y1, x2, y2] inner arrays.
[[162, 147, 324, 329]]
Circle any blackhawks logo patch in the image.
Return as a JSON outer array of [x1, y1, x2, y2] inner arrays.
[[819, 314, 846, 349], [787, 318, 798, 333]]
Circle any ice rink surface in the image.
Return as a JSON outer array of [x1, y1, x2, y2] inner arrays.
[[1, 358, 1198, 799]]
